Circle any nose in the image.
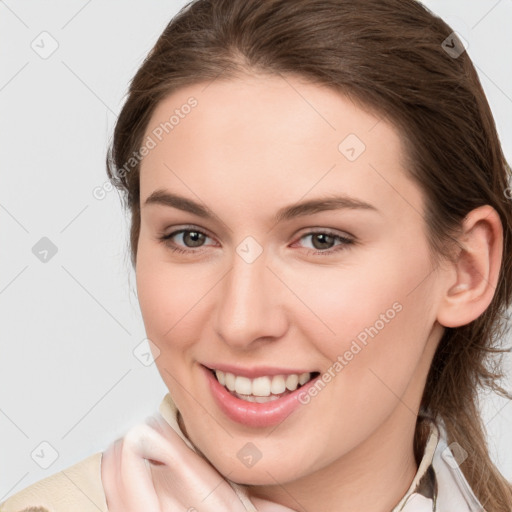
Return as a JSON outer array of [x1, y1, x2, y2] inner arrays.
[[214, 246, 288, 350]]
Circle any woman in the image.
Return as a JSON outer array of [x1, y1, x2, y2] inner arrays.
[[2, 0, 511, 511]]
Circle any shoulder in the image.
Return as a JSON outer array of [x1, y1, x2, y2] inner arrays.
[[0, 452, 107, 512]]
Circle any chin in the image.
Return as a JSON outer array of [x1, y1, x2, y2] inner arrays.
[[212, 455, 306, 486]]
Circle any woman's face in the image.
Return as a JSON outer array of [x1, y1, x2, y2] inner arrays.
[[136, 74, 446, 485]]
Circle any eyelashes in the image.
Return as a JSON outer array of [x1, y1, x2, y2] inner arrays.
[[290, 230, 354, 255], [158, 226, 355, 257], [160, 229, 211, 254]]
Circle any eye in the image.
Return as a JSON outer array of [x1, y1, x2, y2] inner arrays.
[[158, 227, 215, 254], [294, 230, 354, 255], [158, 226, 355, 256]]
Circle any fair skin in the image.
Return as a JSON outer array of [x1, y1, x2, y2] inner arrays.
[[134, 73, 502, 512]]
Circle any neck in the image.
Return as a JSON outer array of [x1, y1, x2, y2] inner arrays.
[[247, 407, 420, 512]]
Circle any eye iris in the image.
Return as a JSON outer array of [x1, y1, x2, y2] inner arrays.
[[184, 231, 205, 247], [175, 231, 342, 251], [312, 233, 334, 250]]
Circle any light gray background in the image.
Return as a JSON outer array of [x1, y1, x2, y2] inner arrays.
[[1, 0, 511, 499]]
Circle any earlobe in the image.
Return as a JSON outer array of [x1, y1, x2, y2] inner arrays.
[[436, 205, 503, 328]]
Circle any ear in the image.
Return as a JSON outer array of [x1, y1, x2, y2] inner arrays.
[[436, 205, 503, 328]]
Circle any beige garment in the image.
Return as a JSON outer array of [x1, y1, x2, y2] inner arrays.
[[0, 393, 481, 512], [0, 451, 106, 512]]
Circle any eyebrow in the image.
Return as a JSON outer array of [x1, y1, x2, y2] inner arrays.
[[143, 189, 379, 223]]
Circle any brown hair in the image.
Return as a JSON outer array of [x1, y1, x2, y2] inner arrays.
[[106, 0, 512, 509]]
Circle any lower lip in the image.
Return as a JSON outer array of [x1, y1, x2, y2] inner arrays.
[[201, 365, 320, 428]]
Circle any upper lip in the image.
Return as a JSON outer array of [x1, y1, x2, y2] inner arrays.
[[202, 363, 318, 379]]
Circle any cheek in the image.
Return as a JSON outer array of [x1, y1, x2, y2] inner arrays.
[[135, 244, 211, 407], [135, 243, 211, 347], [280, 247, 427, 353], [314, 254, 436, 416], [288, 241, 436, 394]]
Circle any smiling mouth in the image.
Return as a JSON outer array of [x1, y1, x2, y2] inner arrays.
[[206, 367, 320, 403]]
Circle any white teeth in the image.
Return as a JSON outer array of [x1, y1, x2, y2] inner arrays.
[[252, 376, 271, 397], [213, 370, 314, 398], [270, 375, 286, 394], [235, 392, 280, 403], [215, 370, 225, 386], [224, 372, 236, 392], [235, 376, 252, 395], [285, 374, 299, 391], [299, 372, 310, 385], [254, 395, 280, 402], [236, 393, 256, 402], [254, 395, 274, 403]]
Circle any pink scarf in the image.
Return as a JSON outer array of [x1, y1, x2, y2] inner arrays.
[[100, 407, 296, 512]]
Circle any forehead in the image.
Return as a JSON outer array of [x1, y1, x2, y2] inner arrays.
[[139, 74, 424, 222], [143, 73, 388, 154]]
